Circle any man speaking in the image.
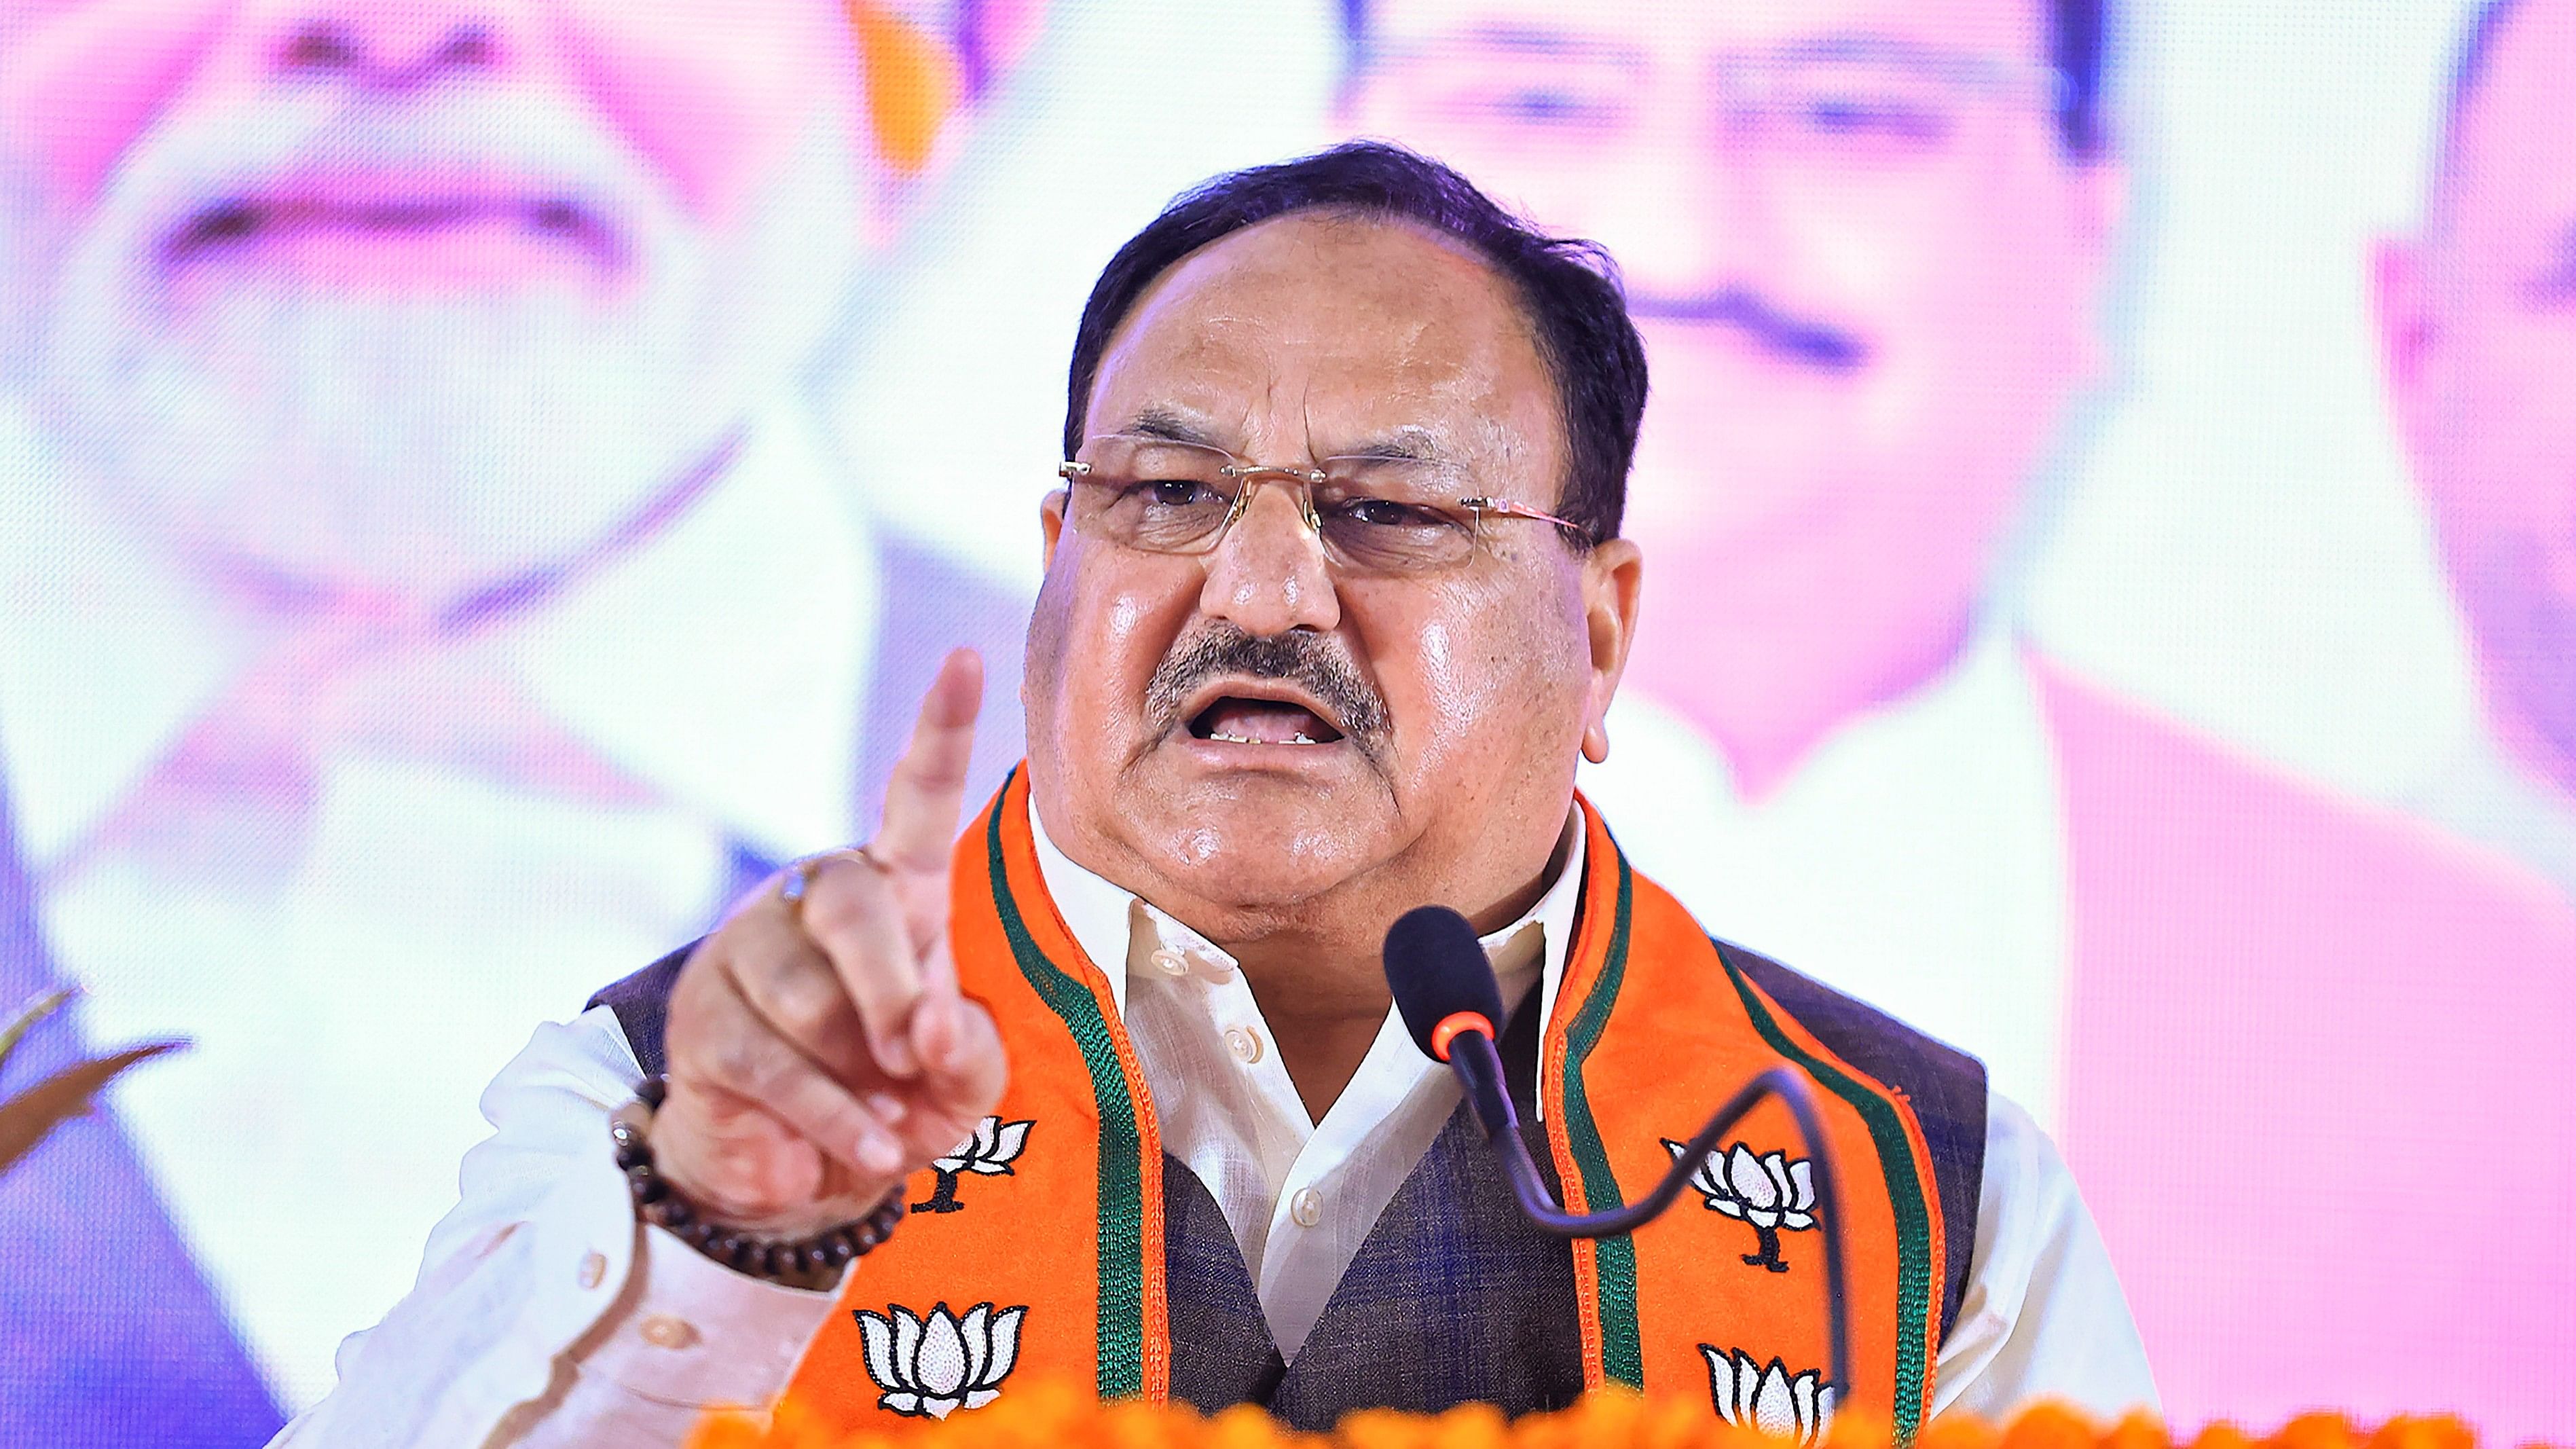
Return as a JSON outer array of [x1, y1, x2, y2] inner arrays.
[[284, 144, 2150, 1444]]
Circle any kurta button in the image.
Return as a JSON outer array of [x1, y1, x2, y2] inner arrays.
[[1149, 947, 1190, 978], [640, 1314, 698, 1349], [1291, 1188, 1323, 1228], [1225, 1026, 1264, 1065], [576, 1251, 606, 1290]]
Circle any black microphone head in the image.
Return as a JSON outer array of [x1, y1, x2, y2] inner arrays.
[[1383, 904, 1505, 1061]]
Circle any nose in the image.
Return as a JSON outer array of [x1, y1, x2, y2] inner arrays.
[[248, 0, 534, 91], [1588, 85, 1773, 306], [1197, 479, 1342, 640]]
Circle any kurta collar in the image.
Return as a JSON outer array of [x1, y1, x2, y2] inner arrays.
[[1025, 792, 1586, 1107]]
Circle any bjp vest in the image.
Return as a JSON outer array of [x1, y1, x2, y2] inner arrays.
[[594, 770, 1986, 1437]]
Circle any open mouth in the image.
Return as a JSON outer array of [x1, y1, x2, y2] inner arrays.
[[162, 192, 621, 270], [1184, 691, 1349, 748]]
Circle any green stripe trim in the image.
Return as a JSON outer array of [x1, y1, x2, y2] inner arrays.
[[983, 776, 1149, 1398], [1556, 850, 1642, 1388], [1718, 949, 1936, 1446]]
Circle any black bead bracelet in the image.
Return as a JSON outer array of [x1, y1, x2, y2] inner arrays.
[[610, 1075, 904, 1292]]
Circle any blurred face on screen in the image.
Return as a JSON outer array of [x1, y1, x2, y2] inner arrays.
[[0, 0, 879, 607], [1348, 0, 2116, 765], [2382, 0, 2576, 800]]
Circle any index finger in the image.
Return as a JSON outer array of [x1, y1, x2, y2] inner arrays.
[[874, 647, 985, 875]]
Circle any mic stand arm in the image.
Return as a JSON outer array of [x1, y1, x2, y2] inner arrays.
[[1447, 1033, 1851, 1396]]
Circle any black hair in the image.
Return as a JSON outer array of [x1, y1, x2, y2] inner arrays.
[[1062, 141, 1648, 545], [1336, 0, 2114, 161]]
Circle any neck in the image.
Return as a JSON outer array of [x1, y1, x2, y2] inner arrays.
[[1627, 543, 1981, 800], [1064, 823, 1564, 1124], [1229, 932, 1399, 1123]]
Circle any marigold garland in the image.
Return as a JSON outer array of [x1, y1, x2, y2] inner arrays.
[[691, 1378, 2511, 1449]]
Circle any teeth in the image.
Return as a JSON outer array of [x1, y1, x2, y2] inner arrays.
[[1205, 732, 1325, 746]]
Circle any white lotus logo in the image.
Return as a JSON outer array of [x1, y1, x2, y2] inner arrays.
[[1663, 1138, 1817, 1272], [913, 1115, 1032, 1215], [1701, 1346, 1837, 1448], [854, 1301, 1026, 1418]]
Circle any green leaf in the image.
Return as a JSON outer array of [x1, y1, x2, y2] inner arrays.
[[0, 987, 78, 1077], [0, 1040, 188, 1178]]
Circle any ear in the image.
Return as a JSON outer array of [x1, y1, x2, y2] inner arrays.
[[2373, 234, 2441, 460], [1039, 489, 1069, 570], [1579, 538, 1644, 765], [2069, 155, 2130, 255], [2063, 158, 2131, 384]]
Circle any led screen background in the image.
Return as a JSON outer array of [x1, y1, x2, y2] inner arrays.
[[0, 0, 2569, 1444]]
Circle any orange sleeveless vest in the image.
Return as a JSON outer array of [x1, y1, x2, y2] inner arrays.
[[777, 771, 1950, 1438]]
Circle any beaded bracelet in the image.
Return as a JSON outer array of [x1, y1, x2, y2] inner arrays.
[[610, 1076, 905, 1292]]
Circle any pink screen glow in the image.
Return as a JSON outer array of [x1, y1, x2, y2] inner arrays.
[[0, 0, 2566, 1444]]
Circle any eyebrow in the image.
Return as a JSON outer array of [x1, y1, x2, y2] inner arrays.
[[1427, 23, 1646, 71], [1325, 430, 1457, 466], [1772, 31, 1940, 62], [1120, 407, 1226, 447], [1116, 411, 1458, 467]]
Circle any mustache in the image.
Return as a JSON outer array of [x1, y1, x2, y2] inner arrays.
[[1143, 623, 1391, 745], [1627, 286, 1870, 373]]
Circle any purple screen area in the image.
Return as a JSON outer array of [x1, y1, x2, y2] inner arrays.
[[0, 0, 2567, 1444]]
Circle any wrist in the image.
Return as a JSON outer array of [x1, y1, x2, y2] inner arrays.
[[612, 1078, 904, 1291]]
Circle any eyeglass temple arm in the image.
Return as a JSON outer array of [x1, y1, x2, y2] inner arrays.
[[1463, 496, 1587, 534]]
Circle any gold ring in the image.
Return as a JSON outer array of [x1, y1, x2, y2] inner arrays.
[[778, 845, 889, 909]]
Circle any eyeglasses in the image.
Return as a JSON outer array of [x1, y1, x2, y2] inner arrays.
[[1056, 434, 1588, 575]]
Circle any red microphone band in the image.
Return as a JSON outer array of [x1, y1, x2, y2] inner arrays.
[[1429, 1010, 1496, 1063]]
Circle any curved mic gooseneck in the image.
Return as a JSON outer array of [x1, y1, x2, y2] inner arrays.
[[1384, 904, 1851, 1396]]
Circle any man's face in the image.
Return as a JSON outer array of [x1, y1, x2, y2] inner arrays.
[[1348, 0, 2114, 659], [2382, 0, 2576, 796], [1024, 213, 1636, 932], [0, 0, 878, 606]]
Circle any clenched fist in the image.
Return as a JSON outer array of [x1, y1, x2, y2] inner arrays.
[[651, 648, 1009, 1241]]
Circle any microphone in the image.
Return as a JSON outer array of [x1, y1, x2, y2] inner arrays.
[[1384, 904, 1850, 1393]]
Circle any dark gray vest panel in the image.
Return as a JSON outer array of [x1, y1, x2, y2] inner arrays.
[[1161, 999, 1585, 1429]]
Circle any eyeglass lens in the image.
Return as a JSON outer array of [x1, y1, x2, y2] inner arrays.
[[1069, 436, 1486, 572]]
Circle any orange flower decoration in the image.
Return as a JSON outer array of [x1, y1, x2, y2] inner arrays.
[[691, 1380, 2526, 1449]]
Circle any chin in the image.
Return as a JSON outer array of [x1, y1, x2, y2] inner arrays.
[[1140, 788, 1394, 912]]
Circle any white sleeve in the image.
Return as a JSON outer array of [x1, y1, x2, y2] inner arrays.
[[1930, 1090, 2160, 1425], [269, 1005, 842, 1448]]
